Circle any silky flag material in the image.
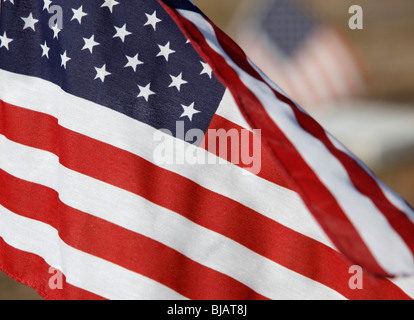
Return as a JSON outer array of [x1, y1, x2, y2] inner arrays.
[[0, 0, 414, 300]]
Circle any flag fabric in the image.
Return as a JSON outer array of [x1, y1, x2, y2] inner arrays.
[[233, 0, 366, 109], [1, 0, 414, 300]]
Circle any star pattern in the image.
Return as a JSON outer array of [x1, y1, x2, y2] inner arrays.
[[180, 102, 201, 122], [82, 35, 100, 53], [40, 41, 50, 58], [113, 24, 132, 43], [144, 11, 162, 31], [60, 50, 71, 69], [71, 6, 88, 24], [0, 32, 13, 50], [0, 0, 225, 141], [43, 0, 52, 11], [51, 23, 61, 39], [125, 54, 144, 72], [137, 83, 156, 101], [157, 42, 175, 62], [94, 64, 111, 82], [21, 13, 39, 32], [169, 73, 188, 92], [101, 0, 119, 13], [200, 61, 213, 79]]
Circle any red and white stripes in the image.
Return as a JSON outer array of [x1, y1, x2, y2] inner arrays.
[[1, 64, 413, 299], [1, 0, 414, 300], [159, 2, 414, 278]]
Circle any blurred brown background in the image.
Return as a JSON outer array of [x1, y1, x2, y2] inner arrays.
[[1, 0, 413, 299], [196, 0, 414, 104]]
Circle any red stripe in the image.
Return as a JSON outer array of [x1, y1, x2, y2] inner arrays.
[[184, 10, 414, 262], [155, 4, 387, 276], [0, 100, 410, 299], [203, 12, 414, 263], [0, 169, 266, 300], [204, 114, 295, 190], [236, 32, 413, 258], [1, 169, 410, 300], [290, 99, 414, 260], [0, 237, 104, 300]]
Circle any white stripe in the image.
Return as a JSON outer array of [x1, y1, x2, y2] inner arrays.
[[0, 69, 335, 252], [326, 124, 414, 299], [327, 132, 414, 224], [177, 9, 414, 276], [181, 38, 414, 234], [0, 204, 185, 300], [0, 135, 345, 300], [390, 276, 414, 299], [215, 88, 252, 130]]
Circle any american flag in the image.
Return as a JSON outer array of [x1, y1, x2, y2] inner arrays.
[[1, 0, 414, 300], [233, 0, 366, 110]]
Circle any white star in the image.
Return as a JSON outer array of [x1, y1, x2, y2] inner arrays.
[[43, 0, 52, 11], [200, 61, 213, 79], [40, 41, 50, 58], [137, 83, 155, 102], [82, 35, 100, 53], [21, 13, 39, 32], [125, 54, 144, 72], [157, 42, 175, 62], [144, 11, 161, 31], [0, 32, 13, 50], [71, 6, 88, 24], [51, 23, 61, 39], [169, 73, 188, 92], [4, 0, 15, 4], [113, 24, 132, 43], [180, 102, 200, 122], [101, 0, 119, 13], [94, 64, 111, 82], [60, 51, 71, 69]]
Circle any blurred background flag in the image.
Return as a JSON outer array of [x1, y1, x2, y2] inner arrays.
[[233, 0, 366, 110]]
